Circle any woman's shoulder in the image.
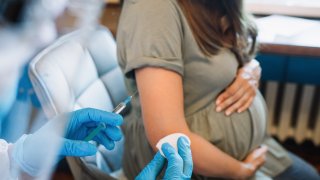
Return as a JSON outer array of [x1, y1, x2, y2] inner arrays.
[[119, 0, 184, 33], [122, 0, 180, 16], [125, 0, 178, 6]]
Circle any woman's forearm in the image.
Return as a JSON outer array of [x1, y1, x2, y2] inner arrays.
[[146, 127, 247, 179], [188, 133, 246, 178]]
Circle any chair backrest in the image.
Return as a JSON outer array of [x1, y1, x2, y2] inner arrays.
[[29, 26, 128, 179], [29, 26, 127, 118]]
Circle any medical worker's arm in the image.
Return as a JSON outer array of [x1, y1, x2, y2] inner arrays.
[[12, 108, 123, 177], [215, 59, 261, 115], [0, 139, 14, 179], [136, 137, 192, 180], [135, 67, 266, 179]]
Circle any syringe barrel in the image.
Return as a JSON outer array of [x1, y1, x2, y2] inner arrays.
[[112, 102, 126, 114]]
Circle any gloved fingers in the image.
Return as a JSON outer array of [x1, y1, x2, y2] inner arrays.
[[177, 136, 193, 177], [150, 152, 166, 172], [60, 139, 97, 157], [93, 133, 115, 150], [83, 121, 99, 128], [74, 108, 123, 126], [161, 143, 183, 170], [135, 152, 165, 180], [101, 125, 123, 141], [83, 123, 122, 141]]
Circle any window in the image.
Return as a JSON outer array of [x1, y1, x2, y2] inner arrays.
[[245, 0, 320, 18]]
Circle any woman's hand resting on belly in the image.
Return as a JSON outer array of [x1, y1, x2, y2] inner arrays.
[[238, 145, 268, 179], [215, 59, 261, 116]]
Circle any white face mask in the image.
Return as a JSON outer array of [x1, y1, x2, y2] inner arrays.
[[0, 30, 34, 118]]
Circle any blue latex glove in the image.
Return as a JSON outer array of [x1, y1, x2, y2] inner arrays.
[[12, 108, 123, 176], [62, 108, 123, 155], [136, 136, 193, 180]]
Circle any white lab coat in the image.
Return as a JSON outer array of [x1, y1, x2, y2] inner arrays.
[[0, 135, 56, 180], [0, 139, 16, 180]]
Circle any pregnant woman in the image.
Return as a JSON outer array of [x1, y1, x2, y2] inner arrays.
[[116, 0, 320, 179]]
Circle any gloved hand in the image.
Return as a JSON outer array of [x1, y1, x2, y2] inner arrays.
[[12, 108, 123, 176], [63, 108, 123, 154], [136, 136, 193, 180]]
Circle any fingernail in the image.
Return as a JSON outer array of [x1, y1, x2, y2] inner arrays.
[[237, 109, 241, 113], [253, 151, 260, 159], [225, 111, 231, 116], [254, 149, 264, 157], [216, 107, 222, 112], [216, 100, 221, 105], [260, 145, 268, 150]]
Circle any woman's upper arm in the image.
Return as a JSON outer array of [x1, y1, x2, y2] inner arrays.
[[135, 67, 190, 148]]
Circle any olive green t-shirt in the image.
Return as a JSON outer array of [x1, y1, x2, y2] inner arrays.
[[117, 0, 292, 178]]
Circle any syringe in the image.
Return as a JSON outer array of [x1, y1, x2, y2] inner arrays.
[[84, 94, 135, 141]]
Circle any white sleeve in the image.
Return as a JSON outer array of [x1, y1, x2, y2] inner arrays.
[[0, 139, 16, 180]]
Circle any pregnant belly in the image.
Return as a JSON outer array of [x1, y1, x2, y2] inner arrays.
[[185, 91, 267, 160], [248, 91, 268, 150]]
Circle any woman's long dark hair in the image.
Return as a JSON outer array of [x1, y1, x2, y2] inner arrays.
[[178, 0, 258, 65]]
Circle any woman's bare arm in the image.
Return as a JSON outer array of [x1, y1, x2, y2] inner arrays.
[[135, 67, 258, 179]]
